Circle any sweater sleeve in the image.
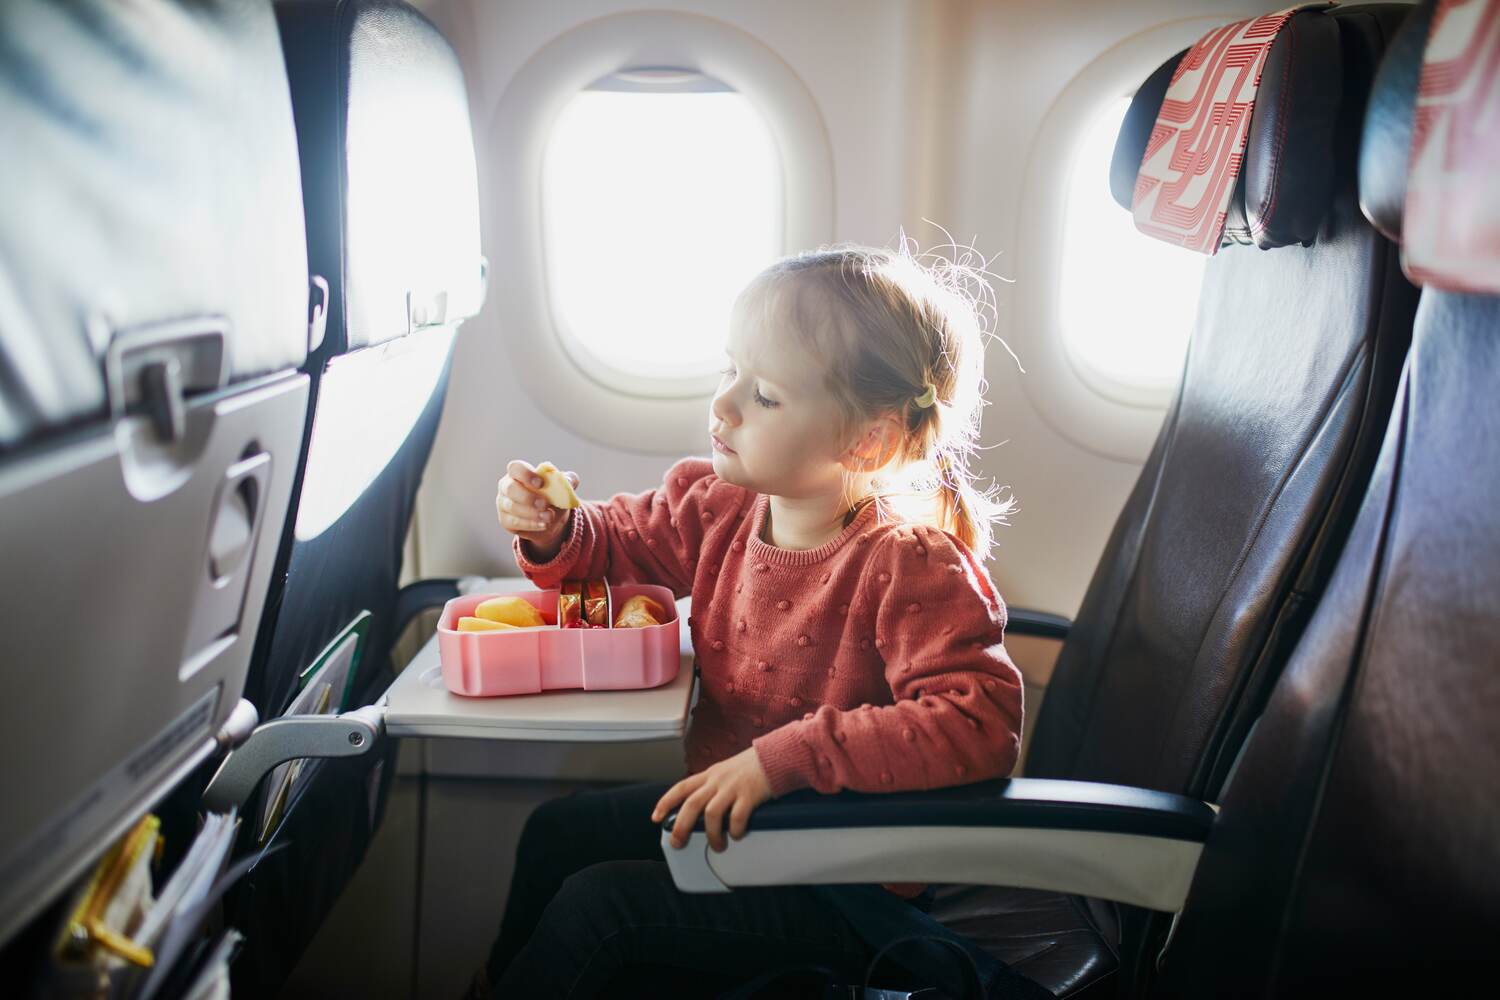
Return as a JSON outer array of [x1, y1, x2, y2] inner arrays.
[[752, 527, 1024, 797], [512, 457, 732, 600]]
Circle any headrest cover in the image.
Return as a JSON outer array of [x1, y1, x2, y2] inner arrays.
[[1402, 0, 1500, 293], [1123, 4, 1341, 254], [278, 0, 484, 357], [344, 0, 484, 351], [0, 0, 309, 452]]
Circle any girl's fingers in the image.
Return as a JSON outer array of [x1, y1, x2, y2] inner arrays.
[[501, 496, 549, 527], [670, 787, 715, 848], [650, 792, 673, 824], [703, 791, 735, 852], [495, 491, 523, 530], [503, 476, 548, 511], [729, 798, 753, 840], [651, 775, 701, 823], [505, 459, 539, 487], [502, 460, 570, 496], [495, 495, 547, 534], [495, 461, 568, 538]]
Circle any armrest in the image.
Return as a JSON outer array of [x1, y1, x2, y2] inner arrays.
[[1005, 607, 1071, 640], [662, 778, 1213, 912]]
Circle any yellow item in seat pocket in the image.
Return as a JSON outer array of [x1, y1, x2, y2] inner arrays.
[[535, 462, 581, 510], [58, 813, 159, 968], [458, 616, 519, 632], [474, 596, 546, 628]]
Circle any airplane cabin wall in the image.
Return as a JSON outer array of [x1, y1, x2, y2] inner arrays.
[[411, 0, 1286, 620]]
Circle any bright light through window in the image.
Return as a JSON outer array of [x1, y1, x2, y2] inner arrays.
[[543, 72, 782, 389], [1059, 97, 1205, 393]]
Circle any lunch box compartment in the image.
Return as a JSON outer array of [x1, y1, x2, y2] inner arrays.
[[435, 584, 680, 696]]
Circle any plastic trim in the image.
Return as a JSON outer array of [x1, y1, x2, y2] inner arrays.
[[1006, 607, 1073, 641], [662, 779, 1211, 911]]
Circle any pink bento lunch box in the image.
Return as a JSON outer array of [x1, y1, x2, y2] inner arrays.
[[435, 583, 680, 697]]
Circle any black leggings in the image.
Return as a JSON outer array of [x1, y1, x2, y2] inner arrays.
[[485, 781, 881, 998]]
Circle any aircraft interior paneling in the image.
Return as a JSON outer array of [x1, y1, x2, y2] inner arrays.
[[2, 0, 1495, 997]]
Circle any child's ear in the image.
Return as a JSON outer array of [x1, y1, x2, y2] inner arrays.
[[840, 415, 903, 472]]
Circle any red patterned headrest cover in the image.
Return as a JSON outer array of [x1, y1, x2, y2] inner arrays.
[[1403, 0, 1500, 293], [1131, 4, 1331, 254]]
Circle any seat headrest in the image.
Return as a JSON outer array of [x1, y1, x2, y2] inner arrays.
[[1398, 0, 1500, 294], [1358, 0, 1436, 243], [0, 0, 309, 452], [1110, 4, 1344, 253], [277, 0, 485, 357]]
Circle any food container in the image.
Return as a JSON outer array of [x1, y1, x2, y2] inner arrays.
[[435, 583, 679, 696]]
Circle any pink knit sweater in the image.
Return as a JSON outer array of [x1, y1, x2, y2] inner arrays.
[[514, 459, 1024, 803]]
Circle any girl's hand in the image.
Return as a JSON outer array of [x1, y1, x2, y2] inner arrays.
[[496, 459, 578, 557], [652, 748, 773, 852]]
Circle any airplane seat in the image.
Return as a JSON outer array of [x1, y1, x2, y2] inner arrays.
[[771, 6, 1496, 994], [926, 4, 1421, 994], [0, 0, 313, 950], [221, 0, 485, 991], [654, 6, 1423, 998], [1152, 0, 1500, 989]]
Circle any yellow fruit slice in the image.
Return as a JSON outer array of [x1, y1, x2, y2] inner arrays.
[[457, 616, 519, 632], [474, 596, 546, 628], [535, 462, 581, 510]]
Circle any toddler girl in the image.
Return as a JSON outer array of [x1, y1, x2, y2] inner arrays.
[[482, 243, 1025, 998]]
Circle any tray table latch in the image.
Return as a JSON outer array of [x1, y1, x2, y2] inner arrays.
[[102, 317, 229, 443]]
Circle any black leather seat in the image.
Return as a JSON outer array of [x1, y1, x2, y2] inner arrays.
[[657, 7, 1428, 997], [1153, 2, 1500, 989], [818, 8, 1500, 993], [934, 5, 1419, 993], [222, 0, 485, 991]]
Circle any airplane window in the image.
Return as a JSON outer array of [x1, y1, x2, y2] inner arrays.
[[543, 69, 783, 392], [1059, 96, 1205, 397]]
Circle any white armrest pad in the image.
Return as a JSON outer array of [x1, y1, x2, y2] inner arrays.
[[663, 824, 1202, 912]]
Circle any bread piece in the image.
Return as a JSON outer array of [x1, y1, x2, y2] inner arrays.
[[474, 595, 546, 628], [535, 462, 581, 510], [613, 594, 666, 629]]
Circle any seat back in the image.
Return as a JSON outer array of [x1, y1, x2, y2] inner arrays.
[[0, 0, 312, 945], [1156, 3, 1500, 991], [1027, 3, 1419, 803], [225, 0, 484, 989]]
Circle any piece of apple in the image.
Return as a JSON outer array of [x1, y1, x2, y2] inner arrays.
[[457, 616, 519, 632], [535, 462, 581, 510], [474, 595, 546, 628]]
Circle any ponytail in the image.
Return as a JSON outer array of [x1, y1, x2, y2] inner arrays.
[[933, 449, 998, 558]]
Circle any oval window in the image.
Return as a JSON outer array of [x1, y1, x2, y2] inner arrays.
[[1058, 96, 1205, 401], [542, 69, 783, 396]]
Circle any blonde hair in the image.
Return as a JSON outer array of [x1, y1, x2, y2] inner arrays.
[[738, 235, 1017, 558]]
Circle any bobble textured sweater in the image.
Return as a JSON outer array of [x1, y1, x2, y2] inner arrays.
[[515, 459, 1025, 803]]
